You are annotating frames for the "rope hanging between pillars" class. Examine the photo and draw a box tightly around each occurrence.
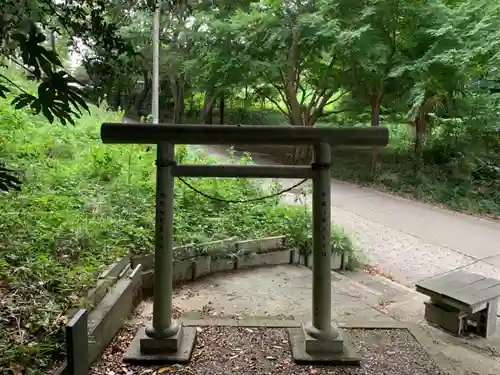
[156,158,309,203]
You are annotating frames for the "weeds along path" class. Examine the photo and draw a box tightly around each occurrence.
[198,145,500,287]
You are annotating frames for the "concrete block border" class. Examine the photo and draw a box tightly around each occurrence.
[135,235,349,290]
[53,260,142,375]
[52,235,350,374]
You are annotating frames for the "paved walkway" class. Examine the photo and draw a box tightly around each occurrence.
[196,145,500,286]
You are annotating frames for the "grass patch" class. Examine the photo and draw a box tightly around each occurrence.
[0,70,356,374]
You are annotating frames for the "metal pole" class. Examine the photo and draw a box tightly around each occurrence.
[145,0,179,340]
[306,143,340,340]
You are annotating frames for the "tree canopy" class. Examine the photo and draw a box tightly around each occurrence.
[2,0,500,176]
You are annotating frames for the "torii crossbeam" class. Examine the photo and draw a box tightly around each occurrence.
[100,123,389,364]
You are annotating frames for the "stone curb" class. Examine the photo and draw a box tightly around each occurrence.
[53,235,351,373]
[140,249,345,290]
[63,257,132,325]
[53,262,142,375]
[132,235,349,273]
[87,264,143,364]
[135,235,348,290]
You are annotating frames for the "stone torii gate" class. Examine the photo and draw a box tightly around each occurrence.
[100,122,389,364]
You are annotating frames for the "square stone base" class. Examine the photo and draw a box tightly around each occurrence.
[123,326,197,364]
[303,325,344,353]
[140,325,184,354]
[288,328,360,365]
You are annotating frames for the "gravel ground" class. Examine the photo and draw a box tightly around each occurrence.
[90,326,447,375]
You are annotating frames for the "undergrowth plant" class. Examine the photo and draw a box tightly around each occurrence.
[328,119,500,218]
[0,76,356,374]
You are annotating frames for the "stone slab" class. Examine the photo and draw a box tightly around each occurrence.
[180,317,301,328]
[193,256,211,279]
[173,243,196,261]
[210,258,235,273]
[131,254,154,271]
[165,265,387,322]
[199,237,237,258]
[87,265,142,364]
[416,270,500,311]
[484,255,500,268]
[173,260,194,285]
[337,270,411,301]
[123,326,197,364]
[99,256,130,279]
[237,250,291,268]
[424,301,467,336]
[303,325,344,353]
[306,253,344,270]
[66,309,89,375]
[288,328,360,365]
[337,320,407,329]
[86,278,113,306]
[141,270,154,290]
[140,325,184,353]
[235,236,286,253]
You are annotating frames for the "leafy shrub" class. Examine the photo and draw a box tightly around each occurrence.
[330,101,500,218]
[224,108,287,125]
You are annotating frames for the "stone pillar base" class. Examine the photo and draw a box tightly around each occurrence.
[123,324,197,363]
[288,324,360,365]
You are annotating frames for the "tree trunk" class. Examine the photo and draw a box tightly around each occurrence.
[171,76,185,124]
[131,72,151,117]
[413,118,426,171]
[289,146,313,165]
[108,85,121,110]
[219,94,225,125]
[369,94,382,171]
[202,90,216,124]
[370,95,382,127]
[187,94,195,117]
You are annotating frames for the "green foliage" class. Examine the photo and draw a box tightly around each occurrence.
[1,0,137,191]
[331,112,500,217]
[1,14,89,125]
[0,71,355,373]
[223,108,287,125]
[74,0,499,215]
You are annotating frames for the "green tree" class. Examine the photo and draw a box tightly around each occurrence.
[214,0,343,129]
[1,0,135,192]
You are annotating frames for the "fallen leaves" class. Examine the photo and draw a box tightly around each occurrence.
[364,264,394,281]
[157,367,175,374]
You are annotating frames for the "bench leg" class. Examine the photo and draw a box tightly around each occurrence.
[424,301,468,336]
[477,300,498,338]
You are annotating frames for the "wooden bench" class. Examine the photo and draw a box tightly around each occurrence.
[416,270,500,338]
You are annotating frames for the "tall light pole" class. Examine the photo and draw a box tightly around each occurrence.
[145,0,179,341]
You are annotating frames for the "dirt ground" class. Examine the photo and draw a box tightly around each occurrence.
[90,322,446,375]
